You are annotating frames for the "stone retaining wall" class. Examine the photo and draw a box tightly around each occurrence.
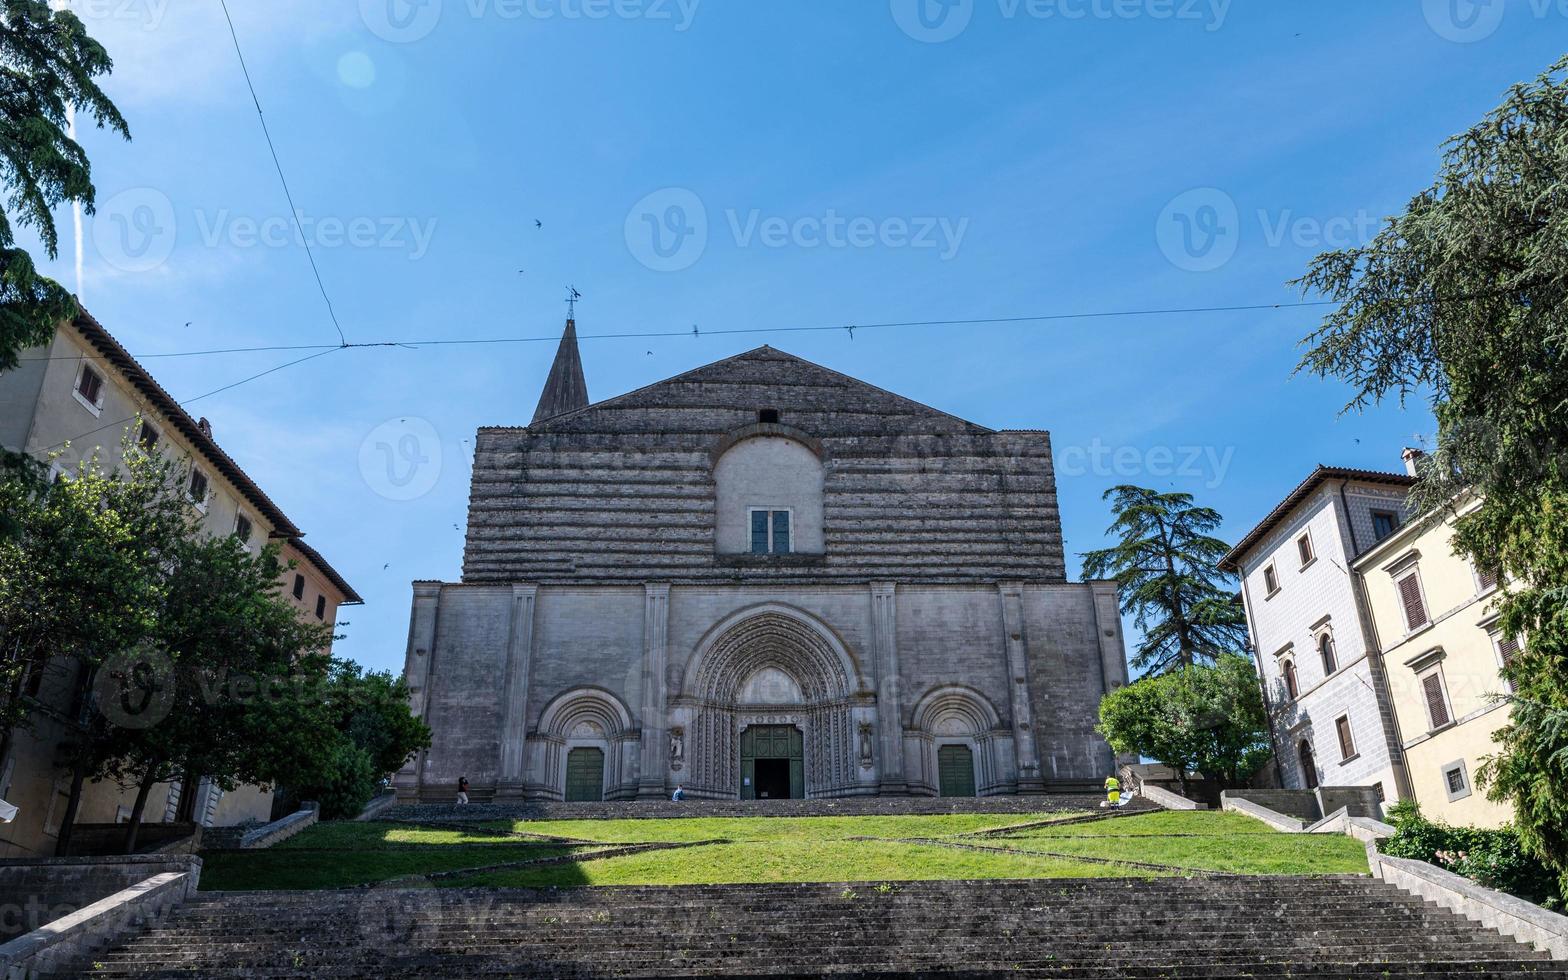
[0,855,200,940]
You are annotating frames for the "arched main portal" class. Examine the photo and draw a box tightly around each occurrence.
[679,605,867,799]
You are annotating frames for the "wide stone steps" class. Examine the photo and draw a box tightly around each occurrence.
[55,877,1565,978]
[382,794,1136,822]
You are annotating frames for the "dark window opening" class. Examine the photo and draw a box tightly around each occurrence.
[750,509,792,555]
[292,574,305,599]
[188,470,208,504]
[758,409,780,424]
[77,365,103,404]
[315,595,327,620]
[137,422,159,451]
[1372,510,1399,541]
[234,515,252,544]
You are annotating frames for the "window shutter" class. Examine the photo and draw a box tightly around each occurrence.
[1398,573,1428,629]
[1478,567,1499,591]
[1423,673,1450,729]
[1498,634,1520,666]
[1319,635,1336,675]
[1335,717,1354,760]
[1283,661,1298,700]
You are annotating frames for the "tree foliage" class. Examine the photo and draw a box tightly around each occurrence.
[1081,485,1249,674]
[1294,55,1568,892]
[1097,653,1271,791]
[0,0,129,371]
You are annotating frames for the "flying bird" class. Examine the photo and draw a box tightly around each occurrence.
[534,219,543,229]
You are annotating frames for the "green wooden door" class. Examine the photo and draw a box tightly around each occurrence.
[740,725,804,799]
[937,745,976,798]
[565,747,605,802]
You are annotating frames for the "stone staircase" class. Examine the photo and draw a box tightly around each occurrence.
[382,793,1137,823]
[57,876,1566,978]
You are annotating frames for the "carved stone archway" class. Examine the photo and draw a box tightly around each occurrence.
[531,687,638,801]
[909,684,1009,797]
[679,605,868,798]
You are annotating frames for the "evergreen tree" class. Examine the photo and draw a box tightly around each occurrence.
[1081,485,1249,675]
[1294,55,1568,892]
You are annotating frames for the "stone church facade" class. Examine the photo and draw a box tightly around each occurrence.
[395,324,1129,802]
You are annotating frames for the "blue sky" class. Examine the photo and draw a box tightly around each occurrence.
[34,0,1564,674]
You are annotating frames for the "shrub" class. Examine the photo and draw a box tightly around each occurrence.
[1381,802,1563,911]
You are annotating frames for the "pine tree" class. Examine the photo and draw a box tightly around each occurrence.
[1080,485,1249,675]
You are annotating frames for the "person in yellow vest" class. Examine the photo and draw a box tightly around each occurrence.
[1103,775,1121,808]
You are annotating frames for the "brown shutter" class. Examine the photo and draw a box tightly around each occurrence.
[1335,717,1355,760]
[1498,635,1521,693]
[1423,673,1450,729]
[1478,567,1499,591]
[1398,573,1428,629]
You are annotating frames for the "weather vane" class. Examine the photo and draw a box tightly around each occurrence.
[566,286,583,320]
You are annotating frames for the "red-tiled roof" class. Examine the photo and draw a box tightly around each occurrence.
[287,537,365,606]
[1219,466,1415,571]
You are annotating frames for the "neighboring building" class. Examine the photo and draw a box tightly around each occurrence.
[1353,492,1515,828]
[1220,459,1418,804]
[397,322,1131,803]
[0,311,361,857]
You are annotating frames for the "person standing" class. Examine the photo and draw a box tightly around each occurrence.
[457,776,470,806]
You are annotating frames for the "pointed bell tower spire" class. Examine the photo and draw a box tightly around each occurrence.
[532,314,590,424]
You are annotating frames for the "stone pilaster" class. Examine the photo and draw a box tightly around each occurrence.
[495,584,538,799]
[871,582,906,793]
[637,583,672,799]
[396,582,443,799]
[999,583,1044,791]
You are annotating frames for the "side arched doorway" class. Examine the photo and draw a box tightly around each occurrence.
[937,744,976,798]
[1298,740,1319,790]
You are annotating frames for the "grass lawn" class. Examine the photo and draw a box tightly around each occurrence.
[199,810,1371,891]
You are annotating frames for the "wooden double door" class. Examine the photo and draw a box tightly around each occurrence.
[938,744,977,798]
[740,725,805,800]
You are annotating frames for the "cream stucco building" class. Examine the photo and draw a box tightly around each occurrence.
[1353,493,1517,828]
[0,312,361,857]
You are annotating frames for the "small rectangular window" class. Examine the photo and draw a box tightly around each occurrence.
[1476,566,1499,592]
[137,421,160,451]
[749,509,792,555]
[1372,510,1398,541]
[1495,632,1521,694]
[1263,563,1279,596]
[1335,715,1356,761]
[315,595,327,620]
[1446,766,1466,795]
[188,470,209,506]
[234,514,253,545]
[292,574,305,600]
[76,364,104,405]
[1296,533,1314,567]
[1397,571,1429,631]
[1373,782,1385,803]
[1422,671,1451,730]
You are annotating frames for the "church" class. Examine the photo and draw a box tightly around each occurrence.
[394,322,1130,802]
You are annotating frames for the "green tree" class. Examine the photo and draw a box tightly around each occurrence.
[1081,485,1249,674]
[0,0,129,371]
[1294,55,1568,893]
[1097,653,1271,794]
[258,660,430,820]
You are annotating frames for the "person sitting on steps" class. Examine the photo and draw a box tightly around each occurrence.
[671,785,685,802]
[457,776,470,806]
